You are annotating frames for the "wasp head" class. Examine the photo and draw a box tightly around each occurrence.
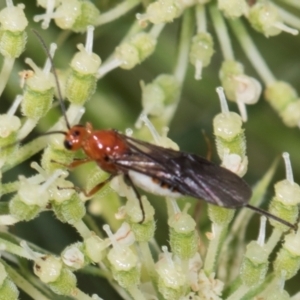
[64,124,91,151]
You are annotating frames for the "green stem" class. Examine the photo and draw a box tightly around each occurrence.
[76,289,97,300]
[274,4,300,29]
[127,285,147,300]
[139,241,156,278]
[2,136,48,173]
[95,0,142,26]
[0,238,35,260]
[1,180,20,195]
[226,284,249,300]
[203,223,228,274]
[228,19,276,85]
[159,8,194,127]
[0,57,14,97]
[264,228,283,255]
[209,4,234,60]
[196,4,207,33]
[1,260,51,300]
[139,241,164,300]
[149,23,165,39]
[72,220,93,239]
[281,0,300,9]
[173,8,193,86]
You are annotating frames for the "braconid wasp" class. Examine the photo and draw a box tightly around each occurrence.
[14,30,297,231]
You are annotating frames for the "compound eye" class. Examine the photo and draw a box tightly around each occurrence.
[73,130,80,137]
[64,140,73,150]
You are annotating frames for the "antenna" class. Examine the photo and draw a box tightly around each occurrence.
[245,204,297,231]
[31,29,71,130]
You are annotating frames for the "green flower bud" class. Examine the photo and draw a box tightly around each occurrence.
[154,74,180,105]
[130,32,157,62]
[190,32,214,67]
[48,268,77,295]
[21,57,56,120]
[274,179,300,206]
[9,194,40,221]
[48,177,75,204]
[115,32,156,70]
[34,255,62,283]
[208,205,235,226]
[62,243,85,270]
[72,1,100,33]
[220,60,244,91]
[240,241,269,287]
[130,219,156,242]
[274,239,300,280]
[219,61,261,121]
[41,145,75,173]
[281,100,300,128]
[156,247,186,299]
[84,235,107,263]
[125,195,155,224]
[51,193,86,225]
[220,61,249,106]
[264,81,300,127]
[265,81,297,112]
[189,32,214,79]
[213,103,248,176]
[0,278,19,300]
[139,0,182,24]
[268,200,298,231]
[85,167,111,197]
[54,0,100,33]
[213,111,243,142]
[108,247,140,289]
[248,2,281,37]
[0,114,20,164]
[34,255,77,295]
[268,177,300,230]
[218,0,248,18]
[139,74,180,119]
[9,169,65,221]
[65,44,101,105]
[0,4,28,58]
[115,42,139,70]
[169,212,198,259]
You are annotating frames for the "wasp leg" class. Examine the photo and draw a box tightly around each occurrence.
[124,174,145,224]
[83,175,115,197]
[58,175,115,198]
[51,158,92,169]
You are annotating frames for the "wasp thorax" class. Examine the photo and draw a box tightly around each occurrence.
[64,125,87,151]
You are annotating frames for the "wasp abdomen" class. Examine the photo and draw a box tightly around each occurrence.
[128,171,182,198]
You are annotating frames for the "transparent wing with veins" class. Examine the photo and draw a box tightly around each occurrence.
[113,133,252,208]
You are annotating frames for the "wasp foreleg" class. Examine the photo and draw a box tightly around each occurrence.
[57,174,115,198]
[51,158,93,169]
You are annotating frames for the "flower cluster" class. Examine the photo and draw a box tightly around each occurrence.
[0,0,300,299]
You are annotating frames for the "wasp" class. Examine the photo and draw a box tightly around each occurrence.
[33,31,295,230]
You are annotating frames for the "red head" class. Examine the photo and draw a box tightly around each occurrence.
[63,123,91,151]
[63,122,129,174]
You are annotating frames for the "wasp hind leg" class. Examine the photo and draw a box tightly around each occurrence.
[124,174,145,224]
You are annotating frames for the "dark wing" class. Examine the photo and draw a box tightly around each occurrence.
[114,133,252,208]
